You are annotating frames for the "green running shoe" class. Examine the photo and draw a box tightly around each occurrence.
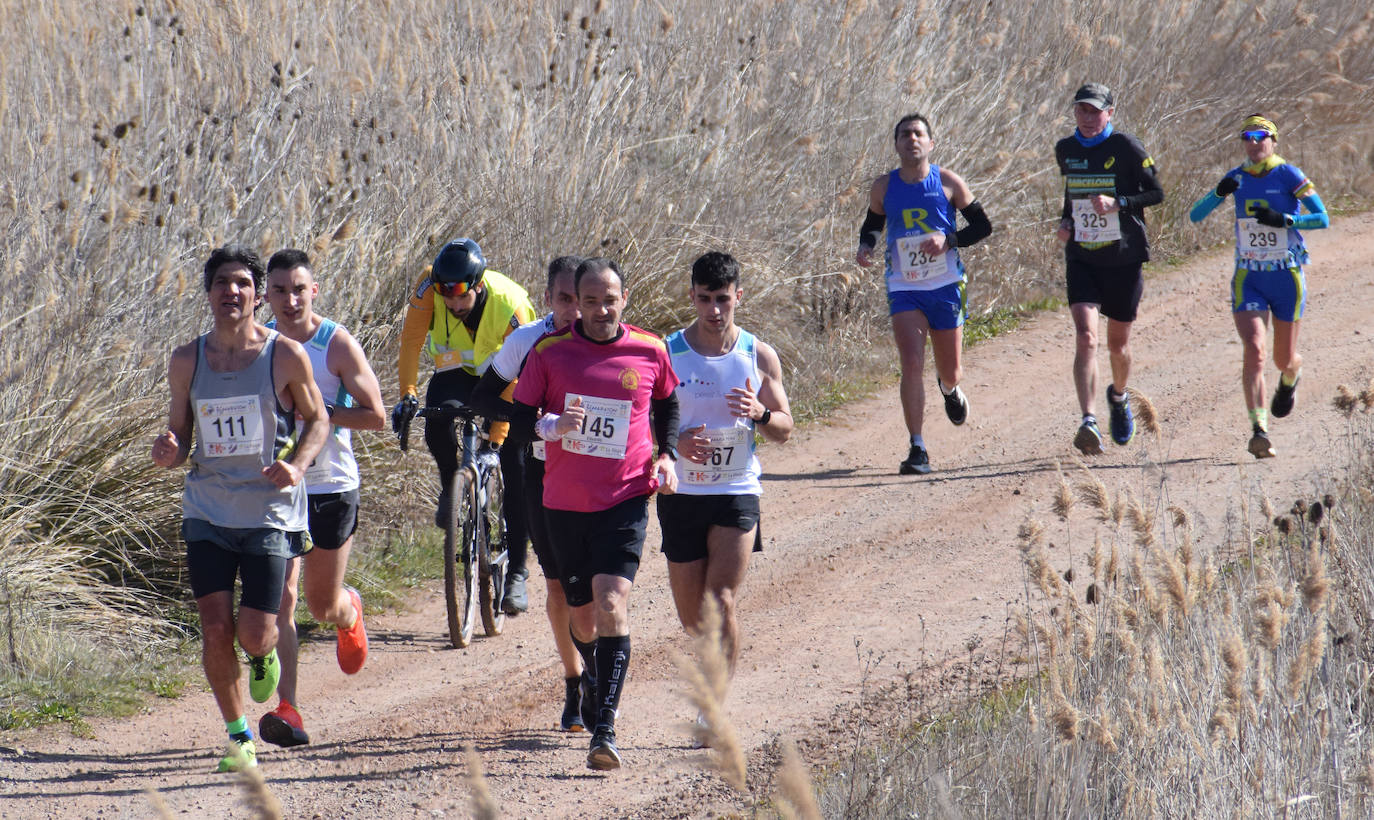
[216,738,257,773]
[248,649,280,704]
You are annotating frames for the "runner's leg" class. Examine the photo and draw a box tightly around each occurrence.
[198,590,244,723]
[1233,311,1268,410]
[929,326,963,390]
[275,557,302,706]
[1070,302,1100,417]
[1271,317,1302,383]
[302,537,354,628]
[1105,318,1133,395]
[702,524,753,676]
[892,310,930,437]
[666,558,707,638]
[546,580,582,677]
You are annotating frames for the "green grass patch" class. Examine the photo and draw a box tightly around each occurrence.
[964,297,1062,346]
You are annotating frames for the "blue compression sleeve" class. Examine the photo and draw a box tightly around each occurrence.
[1293,192,1329,230]
[1189,190,1224,223]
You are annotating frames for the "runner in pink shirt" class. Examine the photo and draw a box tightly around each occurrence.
[512,258,680,771]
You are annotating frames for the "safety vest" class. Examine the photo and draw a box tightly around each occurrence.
[425,269,535,376]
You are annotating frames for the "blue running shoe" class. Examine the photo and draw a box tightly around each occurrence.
[1107,387,1134,446]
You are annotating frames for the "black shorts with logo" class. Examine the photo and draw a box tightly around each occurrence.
[1065,259,1144,323]
[542,495,649,608]
[307,489,360,551]
[656,493,762,563]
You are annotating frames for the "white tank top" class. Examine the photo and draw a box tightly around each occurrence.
[664,328,762,496]
[271,318,360,493]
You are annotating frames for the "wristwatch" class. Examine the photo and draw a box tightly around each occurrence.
[658,446,678,461]
[757,407,772,426]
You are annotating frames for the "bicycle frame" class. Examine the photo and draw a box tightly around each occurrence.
[399,403,509,647]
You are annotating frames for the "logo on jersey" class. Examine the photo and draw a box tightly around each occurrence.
[1104,156,1116,170]
[619,368,641,391]
[1064,158,1089,171]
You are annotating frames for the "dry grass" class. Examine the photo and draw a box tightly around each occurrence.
[3,0,1374,738]
[817,400,1374,817]
[675,594,749,793]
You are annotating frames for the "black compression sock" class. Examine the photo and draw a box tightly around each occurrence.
[595,635,631,729]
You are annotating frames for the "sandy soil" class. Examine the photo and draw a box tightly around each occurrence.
[3,213,1373,819]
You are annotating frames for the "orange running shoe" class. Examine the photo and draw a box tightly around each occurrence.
[337,585,368,674]
[259,701,310,748]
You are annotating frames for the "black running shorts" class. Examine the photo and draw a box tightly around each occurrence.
[1065,259,1144,323]
[656,493,762,563]
[307,489,360,551]
[542,495,649,608]
[183,520,301,613]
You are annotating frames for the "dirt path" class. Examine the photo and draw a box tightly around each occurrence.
[4,214,1374,819]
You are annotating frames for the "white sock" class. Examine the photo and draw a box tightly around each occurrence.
[910,434,925,449]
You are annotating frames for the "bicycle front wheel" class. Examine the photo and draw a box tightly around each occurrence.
[478,464,508,637]
[443,469,479,648]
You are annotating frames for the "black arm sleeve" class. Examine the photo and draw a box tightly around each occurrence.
[507,400,539,447]
[858,208,885,249]
[953,200,992,248]
[470,368,513,421]
[651,390,680,455]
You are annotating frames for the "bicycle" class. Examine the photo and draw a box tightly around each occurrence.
[398,402,508,648]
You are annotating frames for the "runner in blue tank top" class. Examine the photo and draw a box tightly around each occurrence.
[150,245,329,773]
[856,113,992,475]
[1188,113,1329,459]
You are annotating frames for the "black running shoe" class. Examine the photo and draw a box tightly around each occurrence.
[587,726,622,771]
[898,445,931,475]
[1248,425,1276,459]
[1271,375,1299,418]
[561,676,585,733]
[938,378,969,426]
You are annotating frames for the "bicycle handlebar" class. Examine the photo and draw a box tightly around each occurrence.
[397,403,483,453]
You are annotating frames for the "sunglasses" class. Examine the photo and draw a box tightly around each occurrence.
[436,281,473,297]
[1240,130,1272,143]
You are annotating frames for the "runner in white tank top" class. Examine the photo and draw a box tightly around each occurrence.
[259,250,386,747]
[657,252,792,729]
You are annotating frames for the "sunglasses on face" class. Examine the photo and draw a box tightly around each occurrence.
[1240,130,1272,143]
[437,281,473,297]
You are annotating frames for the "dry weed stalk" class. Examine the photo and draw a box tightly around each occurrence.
[674,595,747,793]
[1133,390,1161,435]
[1301,541,1328,613]
[774,739,821,820]
[1075,470,1112,523]
[229,746,283,820]
[1286,617,1327,701]
[144,788,175,820]
[464,744,499,820]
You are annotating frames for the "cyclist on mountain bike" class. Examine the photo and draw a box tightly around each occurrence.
[393,238,537,611]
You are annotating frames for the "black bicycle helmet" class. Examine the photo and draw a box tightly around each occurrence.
[430,238,487,289]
